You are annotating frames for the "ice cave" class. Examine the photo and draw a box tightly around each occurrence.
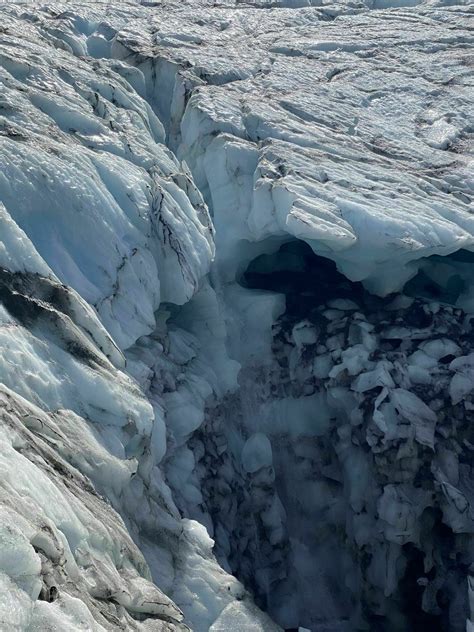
[0,0,472,631]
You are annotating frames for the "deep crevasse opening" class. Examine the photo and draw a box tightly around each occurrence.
[112,23,474,629]
[173,240,474,630]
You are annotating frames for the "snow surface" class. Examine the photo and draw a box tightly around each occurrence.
[0,0,473,630]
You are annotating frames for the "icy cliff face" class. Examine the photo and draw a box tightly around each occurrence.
[0,4,279,631]
[0,0,473,630]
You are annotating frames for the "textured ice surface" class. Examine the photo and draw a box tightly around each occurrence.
[0,0,473,631]
[0,10,214,350]
[0,4,281,630]
[2,0,471,294]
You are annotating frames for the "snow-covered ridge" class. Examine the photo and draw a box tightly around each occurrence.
[0,0,473,630]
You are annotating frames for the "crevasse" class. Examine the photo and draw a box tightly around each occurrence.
[0,1,473,631]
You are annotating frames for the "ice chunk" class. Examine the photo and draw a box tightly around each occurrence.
[449,353,474,404]
[352,363,395,393]
[242,433,273,474]
[292,321,319,348]
[390,389,437,449]
[420,339,461,361]
[209,600,281,632]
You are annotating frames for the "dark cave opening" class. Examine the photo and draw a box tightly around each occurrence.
[240,240,367,316]
[241,243,474,316]
[404,249,474,306]
[397,543,444,632]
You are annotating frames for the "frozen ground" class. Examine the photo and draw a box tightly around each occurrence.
[0,0,473,630]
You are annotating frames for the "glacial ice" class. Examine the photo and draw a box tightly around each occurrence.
[0,0,473,631]
[0,4,281,630]
[241,434,273,474]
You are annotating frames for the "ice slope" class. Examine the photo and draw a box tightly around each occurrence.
[0,16,214,349]
[0,0,473,631]
[0,6,281,632]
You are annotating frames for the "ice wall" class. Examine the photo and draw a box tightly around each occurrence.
[0,5,281,631]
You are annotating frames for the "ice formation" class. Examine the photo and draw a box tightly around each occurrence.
[0,0,472,630]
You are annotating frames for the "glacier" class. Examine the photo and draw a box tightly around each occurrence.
[0,0,473,631]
